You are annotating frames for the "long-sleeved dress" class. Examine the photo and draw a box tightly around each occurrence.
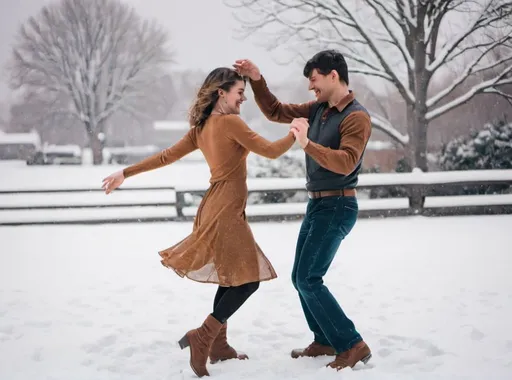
[122,114,295,286]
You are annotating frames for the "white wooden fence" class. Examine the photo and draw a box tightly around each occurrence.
[1,170,511,225]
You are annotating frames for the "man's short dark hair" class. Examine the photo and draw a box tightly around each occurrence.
[303,50,349,85]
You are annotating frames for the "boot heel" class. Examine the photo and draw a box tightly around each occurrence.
[178,334,190,350]
[360,353,372,365]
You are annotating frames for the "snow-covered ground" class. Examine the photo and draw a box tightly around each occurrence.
[1,215,511,380]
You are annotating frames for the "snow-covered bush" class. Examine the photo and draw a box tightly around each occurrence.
[439,119,512,170]
[437,119,512,194]
[247,149,307,204]
[247,149,306,178]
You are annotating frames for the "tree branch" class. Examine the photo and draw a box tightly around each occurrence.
[349,68,394,81]
[426,40,512,108]
[482,87,512,107]
[365,0,415,72]
[427,0,512,73]
[370,112,409,145]
[227,0,416,104]
[426,65,512,120]
[333,0,416,104]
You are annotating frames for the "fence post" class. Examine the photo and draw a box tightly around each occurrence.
[175,191,185,219]
[408,184,425,214]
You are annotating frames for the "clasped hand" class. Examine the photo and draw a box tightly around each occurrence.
[290,118,309,148]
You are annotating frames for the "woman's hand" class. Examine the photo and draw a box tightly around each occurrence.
[102,170,125,194]
[290,118,310,149]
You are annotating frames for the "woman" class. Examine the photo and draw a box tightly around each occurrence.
[102,68,296,377]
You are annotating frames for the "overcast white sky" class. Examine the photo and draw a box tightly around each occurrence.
[0,0,303,102]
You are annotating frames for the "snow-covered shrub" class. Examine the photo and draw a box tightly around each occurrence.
[246,149,307,204]
[439,119,512,170]
[437,119,512,194]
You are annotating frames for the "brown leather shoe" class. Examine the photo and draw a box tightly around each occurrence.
[291,341,336,359]
[209,322,249,364]
[178,314,223,377]
[327,341,372,371]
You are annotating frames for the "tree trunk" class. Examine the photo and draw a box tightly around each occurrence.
[405,103,429,172]
[412,113,428,172]
[410,4,430,173]
[406,103,429,172]
[85,121,104,165]
[405,104,416,171]
[407,112,428,211]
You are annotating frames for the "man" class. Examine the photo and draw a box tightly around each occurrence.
[233,50,372,371]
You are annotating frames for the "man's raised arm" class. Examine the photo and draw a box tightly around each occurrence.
[234,59,313,124]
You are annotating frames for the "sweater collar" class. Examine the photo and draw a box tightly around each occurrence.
[332,90,355,112]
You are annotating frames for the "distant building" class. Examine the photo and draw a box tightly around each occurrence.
[0,129,41,160]
[153,120,189,131]
[152,120,189,148]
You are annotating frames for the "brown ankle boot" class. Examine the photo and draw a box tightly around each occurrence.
[327,341,372,371]
[291,341,336,358]
[209,322,249,364]
[178,314,223,377]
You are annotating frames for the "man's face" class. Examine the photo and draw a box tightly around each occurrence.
[308,69,334,103]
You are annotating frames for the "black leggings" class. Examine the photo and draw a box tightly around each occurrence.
[211,281,260,324]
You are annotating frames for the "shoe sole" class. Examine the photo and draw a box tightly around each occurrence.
[360,353,372,365]
[291,352,336,359]
[210,353,249,364]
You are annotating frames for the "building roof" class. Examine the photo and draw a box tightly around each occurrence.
[153,120,189,131]
[0,130,41,147]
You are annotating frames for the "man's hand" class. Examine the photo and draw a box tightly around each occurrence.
[290,118,309,148]
[233,59,261,81]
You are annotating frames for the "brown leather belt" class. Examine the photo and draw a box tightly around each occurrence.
[308,188,357,199]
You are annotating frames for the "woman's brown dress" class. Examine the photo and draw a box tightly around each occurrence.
[123,114,295,286]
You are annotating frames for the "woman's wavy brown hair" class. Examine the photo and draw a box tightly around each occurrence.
[188,67,246,129]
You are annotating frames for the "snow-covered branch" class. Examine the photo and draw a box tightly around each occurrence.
[398,0,418,28]
[332,0,415,104]
[365,0,415,71]
[482,87,512,107]
[349,68,394,81]
[227,0,416,104]
[427,0,512,73]
[426,42,512,108]
[369,112,410,145]
[426,65,512,121]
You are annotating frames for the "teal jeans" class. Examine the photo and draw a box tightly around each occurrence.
[291,195,362,353]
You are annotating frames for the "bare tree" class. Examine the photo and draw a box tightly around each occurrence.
[226,0,512,170]
[8,0,172,164]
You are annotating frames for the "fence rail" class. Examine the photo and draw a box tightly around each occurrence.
[1,170,511,226]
